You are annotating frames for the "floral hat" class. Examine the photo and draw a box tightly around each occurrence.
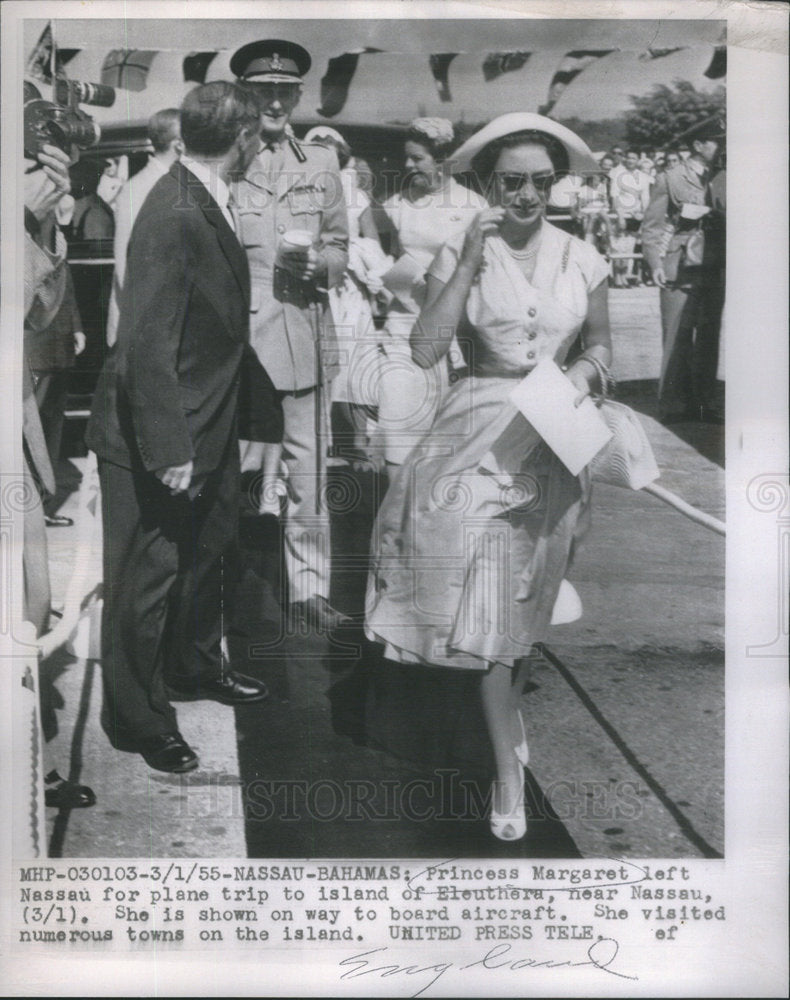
[409,117,455,147]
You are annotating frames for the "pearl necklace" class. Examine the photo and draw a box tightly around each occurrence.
[505,239,541,260]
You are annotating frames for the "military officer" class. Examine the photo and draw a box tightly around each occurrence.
[231,39,350,632]
[641,115,725,424]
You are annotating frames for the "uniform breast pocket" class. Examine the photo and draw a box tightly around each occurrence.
[287,188,322,219]
[238,210,264,248]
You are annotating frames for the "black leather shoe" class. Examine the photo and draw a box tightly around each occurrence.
[44,514,74,527]
[167,670,268,706]
[290,595,352,633]
[44,771,96,809]
[137,733,199,773]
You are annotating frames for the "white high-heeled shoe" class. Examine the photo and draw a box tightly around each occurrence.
[490,779,527,841]
[490,709,529,840]
[515,707,529,767]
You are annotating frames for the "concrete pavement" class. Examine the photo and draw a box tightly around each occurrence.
[40,287,724,858]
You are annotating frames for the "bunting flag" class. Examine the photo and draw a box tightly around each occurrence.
[101,50,159,92]
[641,47,684,60]
[25,22,81,86]
[429,53,458,102]
[482,51,531,83]
[183,51,218,84]
[541,49,614,113]
[25,21,55,81]
[704,45,727,79]
[318,47,383,117]
[58,49,81,70]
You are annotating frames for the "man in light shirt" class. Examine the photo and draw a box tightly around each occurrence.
[610,149,653,228]
[106,108,183,346]
[609,149,653,285]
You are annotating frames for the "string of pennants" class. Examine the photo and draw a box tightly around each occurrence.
[27,26,727,119]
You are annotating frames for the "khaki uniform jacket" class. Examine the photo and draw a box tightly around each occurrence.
[641,160,709,283]
[232,139,349,391]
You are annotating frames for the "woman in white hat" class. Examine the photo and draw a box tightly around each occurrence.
[375,118,489,468]
[365,114,613,843]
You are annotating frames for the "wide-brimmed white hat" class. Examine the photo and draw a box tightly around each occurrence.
[450,113,600,175]
[303,126,349,150]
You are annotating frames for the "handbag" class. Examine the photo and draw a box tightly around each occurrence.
[589,400,660,490]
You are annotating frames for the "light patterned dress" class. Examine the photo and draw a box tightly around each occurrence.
[365,221,609,669]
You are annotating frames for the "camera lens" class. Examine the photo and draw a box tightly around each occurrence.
[48,109,101,151]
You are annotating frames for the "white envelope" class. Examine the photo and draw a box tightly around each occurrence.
[381,252,427,296]
[680,202,711,220]
[509,358,613,475]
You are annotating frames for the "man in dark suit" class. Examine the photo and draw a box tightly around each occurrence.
[86,81,268,773]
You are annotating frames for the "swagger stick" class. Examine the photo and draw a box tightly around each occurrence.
[309,300,330,515]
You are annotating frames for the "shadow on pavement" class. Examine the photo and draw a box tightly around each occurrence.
[229,469,580,858]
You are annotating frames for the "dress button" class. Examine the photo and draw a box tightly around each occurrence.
[527,350,536,360]
[277,224,286,234]
[527,331,537,340]
[527,307,537,318]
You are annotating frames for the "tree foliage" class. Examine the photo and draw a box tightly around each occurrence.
[553,117,627,154]
[625,81,725,149]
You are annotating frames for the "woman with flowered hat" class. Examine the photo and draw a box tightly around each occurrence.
[374,118,488,469]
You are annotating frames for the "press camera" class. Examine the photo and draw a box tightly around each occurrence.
[24,75,115,163]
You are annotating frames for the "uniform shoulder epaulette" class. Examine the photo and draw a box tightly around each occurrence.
[287,136,307,163]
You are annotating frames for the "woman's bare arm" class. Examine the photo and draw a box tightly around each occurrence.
[410,207,505,369]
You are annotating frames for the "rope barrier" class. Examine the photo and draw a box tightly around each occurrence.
[643,481,726,536]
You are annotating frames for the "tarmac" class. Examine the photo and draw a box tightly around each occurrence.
[41,287,725,859]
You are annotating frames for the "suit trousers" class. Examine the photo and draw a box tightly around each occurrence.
[280,387,331,602]
[98,449,239,747]
[658,275,722,419]
[33,370,70,516]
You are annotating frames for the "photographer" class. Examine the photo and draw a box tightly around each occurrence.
[23,140,96,809]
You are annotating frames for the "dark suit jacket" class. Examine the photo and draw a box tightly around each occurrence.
[86,161,253,487]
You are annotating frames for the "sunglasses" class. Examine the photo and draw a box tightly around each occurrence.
[495,171,556,194]
[248,82,301,100]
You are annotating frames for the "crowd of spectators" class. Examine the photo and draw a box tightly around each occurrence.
[549,142,693,286]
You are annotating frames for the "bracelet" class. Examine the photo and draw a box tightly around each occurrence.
[583,354,616,400]
[564,354,615,400]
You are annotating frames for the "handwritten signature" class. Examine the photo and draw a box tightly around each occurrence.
[339,939,637,997]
